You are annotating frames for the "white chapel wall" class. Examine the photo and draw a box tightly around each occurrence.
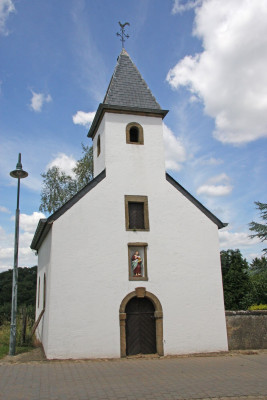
[35,229,52,353]
[93,118,105,177]
[40,112,228,358]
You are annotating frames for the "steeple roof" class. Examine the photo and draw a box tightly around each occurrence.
[88,50,168,138]
[103,49,161,110]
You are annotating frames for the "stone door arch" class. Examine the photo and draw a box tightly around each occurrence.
[119,287,163,357]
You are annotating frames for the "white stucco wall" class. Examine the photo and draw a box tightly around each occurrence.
[35,229,52,354]
[37,112,228,359]
[93,118,105,177]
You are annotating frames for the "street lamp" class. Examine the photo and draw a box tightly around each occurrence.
[9,153,28,356]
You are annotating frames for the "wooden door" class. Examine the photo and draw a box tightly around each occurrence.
[126,297,156,356]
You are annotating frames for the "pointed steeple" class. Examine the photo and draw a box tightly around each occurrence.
[88,50,168,138]
[103,49,161,110]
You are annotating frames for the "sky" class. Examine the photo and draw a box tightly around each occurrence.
[0,0,266,272]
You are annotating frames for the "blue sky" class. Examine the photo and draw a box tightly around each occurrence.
[0,0,266,272]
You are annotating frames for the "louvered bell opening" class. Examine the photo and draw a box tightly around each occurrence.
[129,202,145,229]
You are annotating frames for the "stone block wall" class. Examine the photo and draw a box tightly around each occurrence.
[226,310,267,350]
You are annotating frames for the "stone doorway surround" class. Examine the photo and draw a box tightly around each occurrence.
[119,287,163,357]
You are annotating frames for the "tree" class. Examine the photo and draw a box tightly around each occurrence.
[248,256,267,305]
[39,166,77,214]
[39,144,93,214]
[73,144,93,189]
[220,249,251,310]
[249,256,267,275]
[0,266,37,307]
[0,266,37,324]
[249,202,267,254]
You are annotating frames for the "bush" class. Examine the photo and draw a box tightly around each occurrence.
[248,304,267,310]
[0,303,11,325]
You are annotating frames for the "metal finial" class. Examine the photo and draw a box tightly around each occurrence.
[116,21,130,49]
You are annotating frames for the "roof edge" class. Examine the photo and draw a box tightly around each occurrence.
[30,219,48,250]
[30,169,106,250]
[88,104,169,139]
[166,172,227,229]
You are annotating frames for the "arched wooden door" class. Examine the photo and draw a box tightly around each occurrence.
[126,297,156,356]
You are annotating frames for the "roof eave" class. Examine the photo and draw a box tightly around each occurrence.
[30,218,49,250]
[88,103,169,139]
[30,169,107,250]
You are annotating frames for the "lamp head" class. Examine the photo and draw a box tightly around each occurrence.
[10,153,28,179]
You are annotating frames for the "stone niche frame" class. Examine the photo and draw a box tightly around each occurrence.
[126,122,144,145]
[128,242,148,281]
[119,287,164,357]
[124,195,150,231]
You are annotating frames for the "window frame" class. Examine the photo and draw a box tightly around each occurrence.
[97,135,101,157]
[43,273,46,310]
[128,242,148,281]
[125,195,149,231]
[37,276,40,308]
[126,122,144,145]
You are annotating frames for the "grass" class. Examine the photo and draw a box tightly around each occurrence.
[0,322,34,359]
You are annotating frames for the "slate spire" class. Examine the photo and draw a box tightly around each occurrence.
[88,50,168,138]
[103,49,161,110]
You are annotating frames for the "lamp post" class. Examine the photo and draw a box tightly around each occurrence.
[9,153,28,356]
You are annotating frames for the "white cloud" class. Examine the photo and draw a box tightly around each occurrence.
[219,229,260,249]
[203,157,223,166]
[197,173,232,197]
[13,212,45,234]
[30,90,52,112]
[172,0,201,14]
[22,175,43,192]
[0,211,44,271]
[72,110,96,128]
[0,0,15,35]
[47,153,76,177]
[0,205,11,213]
[167,0,267,144]
[208,173,229,185]
[163,122,187,171]
[197,184,232,197]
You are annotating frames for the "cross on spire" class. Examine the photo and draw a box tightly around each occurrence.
[116,21,130,49]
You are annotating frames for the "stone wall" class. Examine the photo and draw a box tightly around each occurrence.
[226,310,267,350]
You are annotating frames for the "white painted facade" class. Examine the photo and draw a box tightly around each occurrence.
[35,110,228,359]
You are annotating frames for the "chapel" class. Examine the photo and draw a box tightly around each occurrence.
[31,49,228,359]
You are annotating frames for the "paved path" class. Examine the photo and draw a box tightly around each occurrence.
[0,352,267,400]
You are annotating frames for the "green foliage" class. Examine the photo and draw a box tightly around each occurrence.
[248,304,267,310]
[0,308,35,359]
[39,144,93,214]
[249,256,267,274]
[221,251,267,310]
[0,266,37,324]
[0,266,37,307]
[0,265,36,357]
[249,201,267,254]
[39,166,77,214]
[0,303,11,325]
[221,249,251,310]
[73,144,94,189]
[248,256,267,305]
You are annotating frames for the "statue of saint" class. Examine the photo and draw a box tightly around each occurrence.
[131,251,143,276]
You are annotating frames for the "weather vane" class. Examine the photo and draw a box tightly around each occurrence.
[116,21,130,49]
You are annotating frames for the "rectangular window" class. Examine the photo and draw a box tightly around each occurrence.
[125,195,149,231]
[128,202,145,229]
[128,243,148,281]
